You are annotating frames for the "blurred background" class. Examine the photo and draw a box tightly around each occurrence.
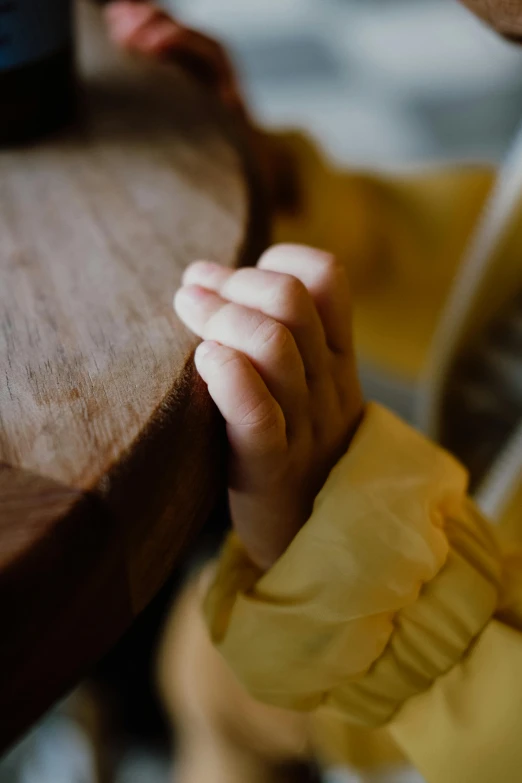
[2,0,522,781]
[175,0,522,166]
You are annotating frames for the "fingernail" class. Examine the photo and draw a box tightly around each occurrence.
[182,260,220,285]
[173,289,195,324]
[174,285,205,311]
[195,341,218,364]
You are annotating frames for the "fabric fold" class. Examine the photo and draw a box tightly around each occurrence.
[205,404,499,720]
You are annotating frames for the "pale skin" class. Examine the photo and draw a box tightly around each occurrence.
[174,245,364,570]
[101,7,522,778]
[105,0,522,570]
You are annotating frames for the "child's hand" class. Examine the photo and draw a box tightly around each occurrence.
[174,245,364,570]
[104,1,247,119]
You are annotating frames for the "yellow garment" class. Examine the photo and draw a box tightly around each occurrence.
[205,405,522,782]
[500,482,522,548]
[270,131,494,381]
[202,132,521,779]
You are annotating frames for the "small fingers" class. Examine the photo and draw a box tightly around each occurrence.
[257,245,362,423]
[183,261,328,380]
[104,2,163,49]
[182,261,233,290]
[174,285,307,431]
[258,244,354,356]
[195,341,287,458]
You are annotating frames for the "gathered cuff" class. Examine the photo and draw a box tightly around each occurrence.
[205,404,501,721]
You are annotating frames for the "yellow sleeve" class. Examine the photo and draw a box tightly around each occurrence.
[268,131,495,379]
[204,403,522,783]
[390,617,522,782]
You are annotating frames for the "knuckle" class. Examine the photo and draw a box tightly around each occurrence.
[215,348,245,374]
[237,396,284,437]
[259,243,342,277]
[317,251,343,279]
[272,275,309,317]
[205,301,233,333]
[253,318,292,358]
[203,346,244,382]
[257,244,289,270]
[280,274,308,304]
[319,254,351,299]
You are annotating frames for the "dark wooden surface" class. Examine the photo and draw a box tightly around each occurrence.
[0,1,267,751]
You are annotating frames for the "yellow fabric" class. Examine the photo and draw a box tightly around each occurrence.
[311,716,404,771]
[391,621,522,783]
[270,132,494,380]
[205,404,521,782]
[498,482,522,550]
[203,132,521,779]
[329,500,500,728]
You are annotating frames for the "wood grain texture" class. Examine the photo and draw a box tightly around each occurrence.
[0,0,268,750]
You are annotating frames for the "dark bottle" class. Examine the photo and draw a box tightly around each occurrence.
[0,0,76,145]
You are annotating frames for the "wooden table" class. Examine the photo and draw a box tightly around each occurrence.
[0,2,267,751]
